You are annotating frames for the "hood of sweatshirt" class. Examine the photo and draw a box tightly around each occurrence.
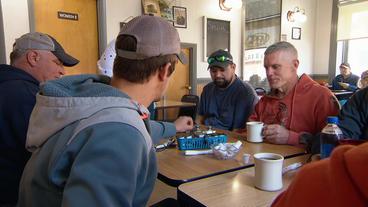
[26,74,149,151]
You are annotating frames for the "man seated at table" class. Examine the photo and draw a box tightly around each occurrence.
[17,15,191,206]
[331,62,359,91]
[338,86,368,140]
[198,49,258,131]
[271,142,368,207]
[249,41,340,147]
[97,38,191,124]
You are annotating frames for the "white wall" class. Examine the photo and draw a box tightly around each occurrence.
[1,0,332,77]
[313,0,333,75]
[1,0,29,64]
[105,0,243,78]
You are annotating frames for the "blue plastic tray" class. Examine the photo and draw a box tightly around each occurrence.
[177,134,228,150]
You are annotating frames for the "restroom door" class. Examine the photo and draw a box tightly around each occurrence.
[33,0,99,75]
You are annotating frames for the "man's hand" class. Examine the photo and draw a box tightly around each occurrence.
[338,82,349,89]
[174,116,194,132]
[262,124,289,144]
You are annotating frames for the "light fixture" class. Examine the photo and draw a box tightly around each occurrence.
[287,7,307,22]
[219,0,242,11]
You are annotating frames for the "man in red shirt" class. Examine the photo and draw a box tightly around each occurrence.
[249,41,340,146]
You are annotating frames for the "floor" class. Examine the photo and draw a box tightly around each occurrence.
[146,179,177,206]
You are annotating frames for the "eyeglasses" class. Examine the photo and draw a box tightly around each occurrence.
[207,55,233,64]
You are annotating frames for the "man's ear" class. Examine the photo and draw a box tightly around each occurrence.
[158,62,171,81]
[293,59,299,70]
[26,50,40,67]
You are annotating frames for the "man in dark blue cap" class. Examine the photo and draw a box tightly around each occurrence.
[0,32,79,206]
[198,49,258,131]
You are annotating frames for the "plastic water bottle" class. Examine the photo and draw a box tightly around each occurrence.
[320,116,343,159]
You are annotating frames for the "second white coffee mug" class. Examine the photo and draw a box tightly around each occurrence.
[254,152,284,191]
[246,121,264,143]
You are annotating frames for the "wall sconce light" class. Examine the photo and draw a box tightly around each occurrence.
[219,0,242,11]
[287,7,307,22]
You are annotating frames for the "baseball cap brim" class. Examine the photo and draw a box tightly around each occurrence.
[52,50,79,67]
[208,61,231,69]
[48,35,79,67]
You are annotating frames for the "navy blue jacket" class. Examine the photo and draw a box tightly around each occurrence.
[332,74,359,91]
[199,77,258,130]
[338,87,368,140]
[0,64,39,204]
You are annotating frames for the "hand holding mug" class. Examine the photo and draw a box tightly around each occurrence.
[262,124,289,144]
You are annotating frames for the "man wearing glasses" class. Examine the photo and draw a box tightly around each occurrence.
[198,49,258,131]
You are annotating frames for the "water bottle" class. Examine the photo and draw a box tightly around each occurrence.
[320,116,343,159]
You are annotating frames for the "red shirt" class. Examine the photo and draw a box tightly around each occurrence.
[249,74,340,146]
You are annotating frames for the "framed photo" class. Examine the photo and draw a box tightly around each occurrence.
[142,0,161,17]
[291,27,301,40]
[203,16,230,61]
[173,6,187,28]
[158,0,173,22]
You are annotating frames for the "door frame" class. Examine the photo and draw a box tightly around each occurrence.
[181,42,197,95]
[27,0,107,56]
[0,1,6,64]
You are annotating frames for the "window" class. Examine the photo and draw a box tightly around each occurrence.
[243,0,282,90]
[335,0,368,78]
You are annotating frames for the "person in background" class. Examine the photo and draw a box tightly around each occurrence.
[18,15,191,206]
[331,62,359,91]
[357,70,368,89]
[97,39,193,133]
[249,41,340,147]
[337,86,368,140]
[0,32,79,206]
[198,49,258,131]
[271,142,368,207]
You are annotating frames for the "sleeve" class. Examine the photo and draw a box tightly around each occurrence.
[232,87,259,130]
[61,123,152,207]
[149,120,176,144]
[347,84,358,91]
[198,88,206,116]
[5,81,38,153]
[248,101,261,121]
[338,89,368,139]
[331,77,340,90]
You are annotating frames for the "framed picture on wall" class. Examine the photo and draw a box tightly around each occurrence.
[203,16,230,61]
[142,0,161,16]
[292,27,301,40]
[173,6,187,28]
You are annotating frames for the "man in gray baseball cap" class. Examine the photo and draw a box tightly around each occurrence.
[0,32,78,206]
[18,15,192,207]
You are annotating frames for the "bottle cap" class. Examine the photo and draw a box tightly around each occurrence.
[327,116,338,124]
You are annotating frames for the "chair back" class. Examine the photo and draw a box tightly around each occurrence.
[178,94,199,121]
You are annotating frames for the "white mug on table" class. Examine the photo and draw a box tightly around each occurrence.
[246,121,264,143]
[254,152,284,191]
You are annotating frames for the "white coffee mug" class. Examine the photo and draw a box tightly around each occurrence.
[254,153,284,191]
[246,121,264,143]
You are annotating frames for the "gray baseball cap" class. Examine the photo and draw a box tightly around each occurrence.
[13,32,79,67]
[116,15,187,64]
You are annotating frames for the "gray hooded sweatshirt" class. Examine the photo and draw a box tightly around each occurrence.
[17,75,175,207]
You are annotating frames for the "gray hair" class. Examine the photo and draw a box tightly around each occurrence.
[10,49,27,65]
[264,41,298,58]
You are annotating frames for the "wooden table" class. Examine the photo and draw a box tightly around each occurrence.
[155,100,196,109]
[156,130,306,187]
[331,90,354,100]
[177,154,310,207]
[155,100,196,120]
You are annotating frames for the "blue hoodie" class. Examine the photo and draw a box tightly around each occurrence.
[18,74,175,207]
